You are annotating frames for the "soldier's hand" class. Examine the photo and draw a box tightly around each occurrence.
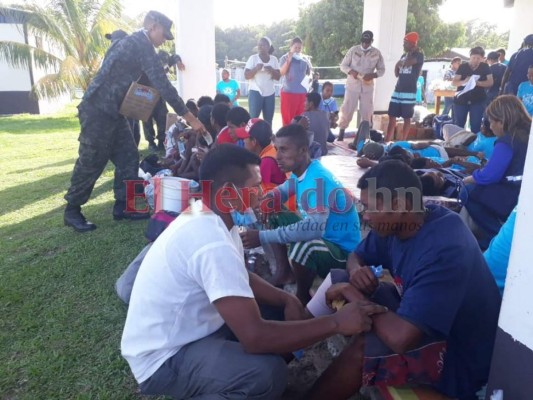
[332,301,388,336]
[189,118,206,135]
[177,62,186,71]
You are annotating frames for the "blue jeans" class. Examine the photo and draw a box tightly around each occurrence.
[248,90,275,127]
[442,97,454,117]
[453,101,484,133]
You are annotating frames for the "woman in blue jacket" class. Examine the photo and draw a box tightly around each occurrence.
[460,95,531,249]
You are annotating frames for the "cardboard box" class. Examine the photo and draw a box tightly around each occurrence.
[372,114,389,132]
[394,122,418,140]
[119,82,160,122]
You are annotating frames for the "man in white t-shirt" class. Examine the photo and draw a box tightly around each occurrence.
[121,144,387,399]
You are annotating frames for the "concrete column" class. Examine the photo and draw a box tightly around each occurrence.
[506,0,533,55]
[363,0,408,113]
[174,0,216,101]
[487,122,533,398]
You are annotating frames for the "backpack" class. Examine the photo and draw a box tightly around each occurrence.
[432,115,453,140]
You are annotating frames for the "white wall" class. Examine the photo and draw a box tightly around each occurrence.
[0,24,31,91]
[498,121,533,350]
[363,0,409,113]
[507,0,533,55]
[174,0,216,102]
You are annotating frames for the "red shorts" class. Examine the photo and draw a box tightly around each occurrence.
[280,91,306,126]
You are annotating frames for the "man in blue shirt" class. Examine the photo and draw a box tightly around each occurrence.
[305,160,501,400]
[240,124,361,303]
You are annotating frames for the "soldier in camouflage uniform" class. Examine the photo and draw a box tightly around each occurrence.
[64,10,205,232]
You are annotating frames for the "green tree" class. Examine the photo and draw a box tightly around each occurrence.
[296,0,364,78]
[459,19,509,50]
[406,0,465,57]
[0,0,125,100]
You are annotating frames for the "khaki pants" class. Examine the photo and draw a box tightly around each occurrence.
[338,82,374,129]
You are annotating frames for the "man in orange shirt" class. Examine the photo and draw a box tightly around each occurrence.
[240,119,286,193]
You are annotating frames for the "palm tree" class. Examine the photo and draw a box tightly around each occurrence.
[0,0,125,100]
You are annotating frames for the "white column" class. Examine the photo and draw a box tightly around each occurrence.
[174,0,216,101]
[488,121,533,397]
[507,0,533,55]
[363,0,408,113]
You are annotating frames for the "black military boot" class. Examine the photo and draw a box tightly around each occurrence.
[157,141,165,152]
[112,200,150,221]
[336,129,345,141]
[64,204,97,232]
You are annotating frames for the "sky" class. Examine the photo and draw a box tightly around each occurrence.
[121,0,513,31]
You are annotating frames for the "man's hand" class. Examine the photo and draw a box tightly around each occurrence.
[356,158,376,168]
[332,301,388,335]
[362,73,375,81]
[177,61,186,71]
[325,283,366,308]
[284,295,308,321]
[240,229,261,248]
[349,266,379,295]
[349,70,359,80]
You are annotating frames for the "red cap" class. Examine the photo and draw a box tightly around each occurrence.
[404,32,419,45]
[234,118,263,139]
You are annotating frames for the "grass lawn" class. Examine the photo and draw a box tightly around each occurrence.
[0,101,150,399]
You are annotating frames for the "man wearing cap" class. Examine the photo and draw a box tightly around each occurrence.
[337,31,385,142]
[501,34,533,95]
[386,32,424,142]
[241,119,286,193]
[63,10,206,233]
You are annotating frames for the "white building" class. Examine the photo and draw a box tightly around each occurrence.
[0,15,69,115]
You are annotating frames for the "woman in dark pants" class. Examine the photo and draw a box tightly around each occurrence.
[452,47,493,134]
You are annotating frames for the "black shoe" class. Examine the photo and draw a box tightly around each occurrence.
[112,201,150,221]
[148,143,158,153]
[64,205,97,232]
[157,142,165,152]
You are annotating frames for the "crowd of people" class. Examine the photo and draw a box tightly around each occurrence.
[61,9,533,400]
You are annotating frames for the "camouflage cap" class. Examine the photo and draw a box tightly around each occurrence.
[145,10,174,40]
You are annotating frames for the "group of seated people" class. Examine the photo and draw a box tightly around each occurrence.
[120,92,530,399]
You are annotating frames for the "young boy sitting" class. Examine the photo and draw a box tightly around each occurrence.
[216,106,251,146]
[303,92,331,155]
[305,160,501,400]
[240,118,286,193]
[240,124,361,302]
[319,81,339,142]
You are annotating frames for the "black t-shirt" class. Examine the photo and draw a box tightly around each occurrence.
[394,50,424,93]
[454,62,491,105]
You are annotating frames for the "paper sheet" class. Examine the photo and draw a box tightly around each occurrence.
[301,74,312,91]
[455,75,480,97]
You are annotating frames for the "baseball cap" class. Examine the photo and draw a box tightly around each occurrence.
[361,31,373,42]
[524,34,533,46]
[235,118,271,140]
[145,10,174,40]
[360,142,385,160]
